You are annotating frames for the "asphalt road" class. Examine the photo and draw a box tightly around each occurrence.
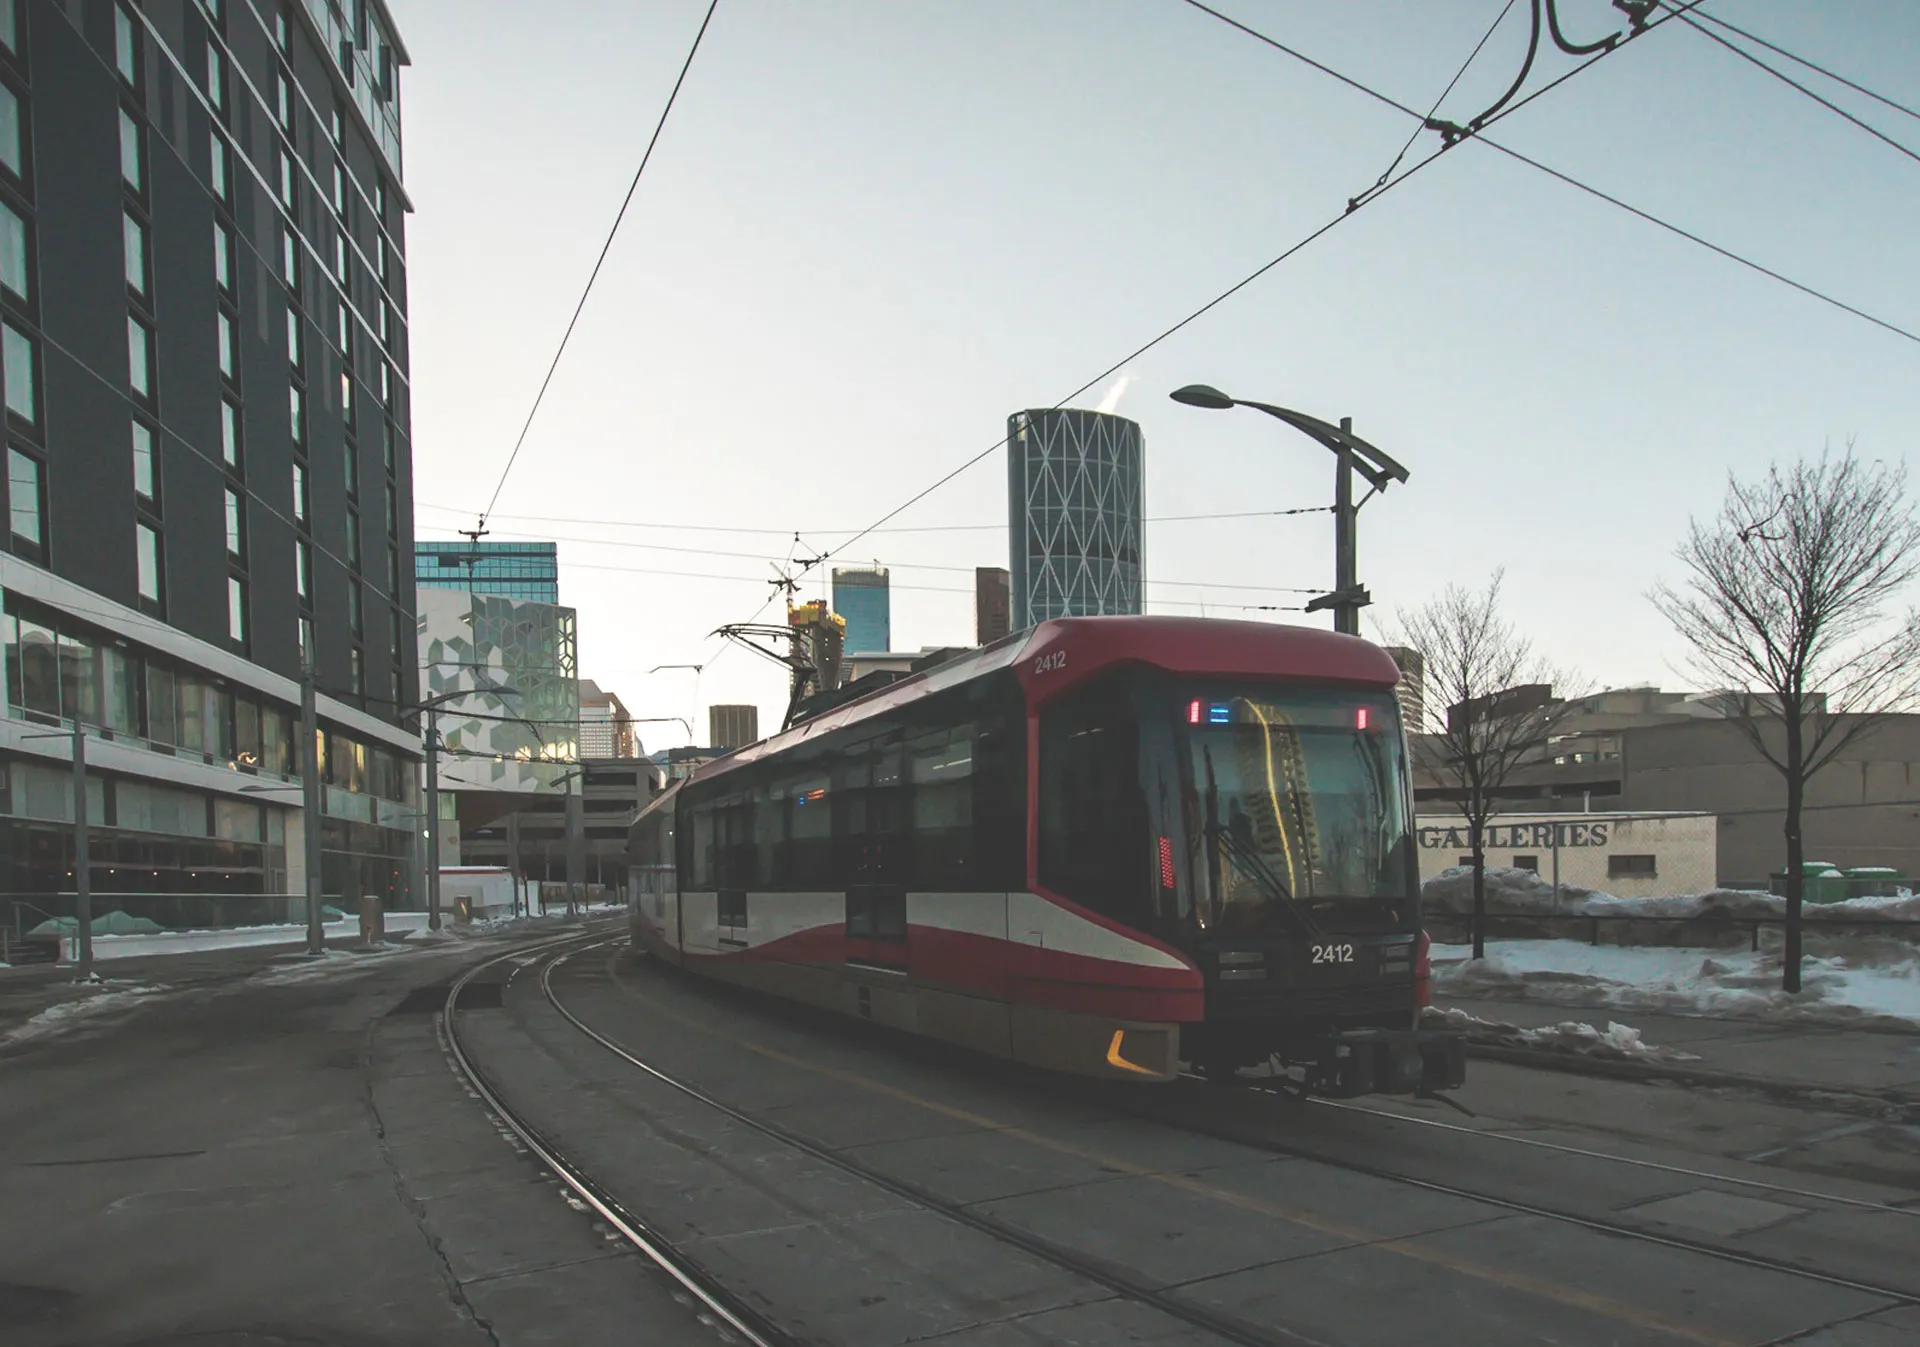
[2,927,1916,1346]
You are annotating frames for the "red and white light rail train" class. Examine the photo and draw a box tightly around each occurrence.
[627,616,1463,1096]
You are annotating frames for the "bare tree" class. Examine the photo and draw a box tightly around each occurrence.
[1652,449,1920,992]
[1393,572,1581,959]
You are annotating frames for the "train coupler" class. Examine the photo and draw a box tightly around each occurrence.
[1310,1029,1465,1098]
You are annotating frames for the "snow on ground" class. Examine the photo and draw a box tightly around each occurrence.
[1421,866,1920,925]
[2,983,167,1046]
[1434,938,1920,1029]
[1422,1006,1703,1063]
[24,912,437,964]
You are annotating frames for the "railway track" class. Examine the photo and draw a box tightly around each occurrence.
[447,935,1918,1347]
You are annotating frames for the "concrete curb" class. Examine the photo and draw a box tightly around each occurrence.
[1461,1041,1920,1122]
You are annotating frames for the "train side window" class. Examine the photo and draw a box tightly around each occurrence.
[785,773,832,887]
[910,721,973,890]
[715,795,759,888]
[1039,677,1151,924]
[971,674,1028,891]
[837,733,907,886]
[688,806,716,890]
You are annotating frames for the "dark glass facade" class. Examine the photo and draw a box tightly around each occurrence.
[415,540,559,604]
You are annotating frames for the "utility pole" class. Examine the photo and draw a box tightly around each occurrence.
[425,706,442,930]
[301,660,325,956]
[506,810,522,917]
[565,773,584,915]
[72,723,93,979]
[1332,416,1359,636]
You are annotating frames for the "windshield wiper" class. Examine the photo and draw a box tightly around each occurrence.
[1203,822,1325,942]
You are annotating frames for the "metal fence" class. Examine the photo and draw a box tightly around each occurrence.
[1423,909,1920,952]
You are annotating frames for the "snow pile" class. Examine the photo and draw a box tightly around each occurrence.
[1420,867,1920,950]
[1433,939,1920,1029]
[249,946,403,985]
[1423,1006,1702,1063]
[2,983,166,1046]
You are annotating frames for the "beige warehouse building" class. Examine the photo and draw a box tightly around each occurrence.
[1415,812,1719,898]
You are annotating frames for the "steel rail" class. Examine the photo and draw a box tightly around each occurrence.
[441,933,793,1347]
[1300,1092,1920,1219]
[538,942,1329,1347]
[1149,1075,1920,1306]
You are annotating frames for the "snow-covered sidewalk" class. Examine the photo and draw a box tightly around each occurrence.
[1434,938,1920,1030]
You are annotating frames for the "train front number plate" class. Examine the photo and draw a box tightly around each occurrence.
[1309,942,1356,965]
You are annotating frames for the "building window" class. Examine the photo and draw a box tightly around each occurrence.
[220,397,240,468]
[345,509,360,569]
[331,232,347,284]
[281,227,300,292]
[0,0,15,53]
[347,581,362,637]
[131,420,156,502]
[384,481,397,538]
[205,44,225,115]
[275,69,293,131]
[224,487,243,559]
[331,160,346,215]
[278,148,296,211]
[114,5,141,87]
[378,361,392,406]
[213,222,232,293]
[382,418,395,474]
[335,303,349,352]
[126,316,153,399]
[227,575,247,645]
[295,538,310,600]
[299,615,313,668]
[349,646,365,701]
[123,212,147,297]
[286,309,303,372]
[7,445,42,559]
[119,109,144,192]
[375,235,388,287]
[289,383,305,446]
[215,311,234,380]
[386,543,399,594]
[1608,854,1658,879]
[273,6,290,52]
[291,460,306,524]
[343,437,357,498]
[0,199,26,302]
[340,372,354,430]
[0,84,20,179]
[209,131,229,203]
[135,521,162,604]
[3,320,33,421]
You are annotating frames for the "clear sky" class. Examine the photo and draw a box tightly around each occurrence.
[394,0,1920,747]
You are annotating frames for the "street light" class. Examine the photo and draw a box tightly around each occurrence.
[648,664,704,743]
[1169,384,1409,636]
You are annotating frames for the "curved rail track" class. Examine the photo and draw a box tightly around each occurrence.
[444,934,1919,1347]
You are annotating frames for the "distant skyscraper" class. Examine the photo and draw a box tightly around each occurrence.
[976,568,1011,645]
[1008,410,1144,630]
[578,680,637,758]
[709,704,760,749]
[1382,646,1427,732]
[416,541,559,604]
[832,566,890,654]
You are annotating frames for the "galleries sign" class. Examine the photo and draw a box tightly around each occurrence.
[1416,821,1612,850]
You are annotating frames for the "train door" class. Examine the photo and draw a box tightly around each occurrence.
[840,733,909,972]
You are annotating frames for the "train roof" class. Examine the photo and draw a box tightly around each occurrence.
[683,616,1400,793]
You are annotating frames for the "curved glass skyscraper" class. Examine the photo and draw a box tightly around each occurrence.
[1008,409,1144,630]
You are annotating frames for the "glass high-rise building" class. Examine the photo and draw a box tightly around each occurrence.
[832,565,890,654]
[0,1,422,908]
[416,541,558,604]
[1007,409,1143,630]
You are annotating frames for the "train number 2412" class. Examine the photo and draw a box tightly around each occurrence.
[1310,942,1356,964]
[1033,651,1068,674]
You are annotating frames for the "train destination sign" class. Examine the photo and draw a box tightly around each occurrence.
[1416,821,1612,850]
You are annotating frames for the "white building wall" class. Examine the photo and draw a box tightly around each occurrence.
[1416,812,1719,897]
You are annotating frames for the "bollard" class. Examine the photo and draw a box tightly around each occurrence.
[359,895,384,946]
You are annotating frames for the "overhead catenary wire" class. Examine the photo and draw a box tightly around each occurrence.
[473,0,721,530]
[1684,7,1920,125]
[417,500,1334,537]
[1653,0,1920,167]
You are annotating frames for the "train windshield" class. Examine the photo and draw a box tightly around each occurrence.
[1180,686,1413,934]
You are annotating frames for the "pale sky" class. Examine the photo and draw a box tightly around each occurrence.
[395,1,1920,748]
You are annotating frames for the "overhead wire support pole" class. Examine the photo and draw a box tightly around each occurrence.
[72,722,92,979]
[301,660,325,955]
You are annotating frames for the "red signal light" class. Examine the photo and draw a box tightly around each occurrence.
[1158,836,1176,890]
[1356,706,1370,731]
[1188,699,1202,725]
